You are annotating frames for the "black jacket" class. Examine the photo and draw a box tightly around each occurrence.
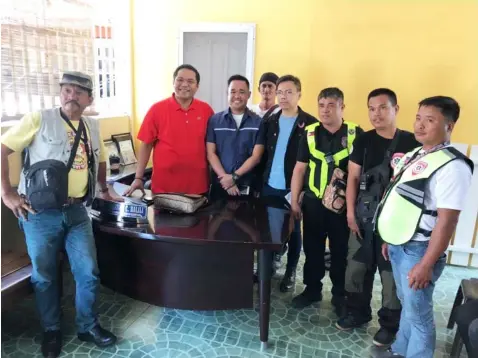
[262,107,318,189]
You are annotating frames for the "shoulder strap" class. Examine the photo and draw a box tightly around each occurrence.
[444,147,475,174]
[262,104,279,120]
[81,119,93,167]
[22,148,30,171]
[360,148,367,176]
[381,129,401,166]
[66,119,85,172]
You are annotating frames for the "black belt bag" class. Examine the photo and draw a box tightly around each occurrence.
[23,118,87,211]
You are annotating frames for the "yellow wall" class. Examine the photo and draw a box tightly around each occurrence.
[1,115,131,186]
[131,0,478,145]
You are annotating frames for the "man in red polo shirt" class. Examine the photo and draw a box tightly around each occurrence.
[125,64,214,195]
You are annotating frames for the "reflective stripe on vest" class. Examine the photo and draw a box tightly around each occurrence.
[305,121,357,198]
[377,148,464,245]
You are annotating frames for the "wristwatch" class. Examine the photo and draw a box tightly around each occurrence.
[232,173,240,182]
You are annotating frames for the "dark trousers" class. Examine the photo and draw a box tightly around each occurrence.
[262,184,301,271]
[455,299,478,358]
[302,194,349,297]
[344,232,401,331]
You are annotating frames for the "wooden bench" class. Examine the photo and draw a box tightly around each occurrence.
[1,251,33,310]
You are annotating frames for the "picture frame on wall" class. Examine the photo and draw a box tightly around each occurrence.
[103,139,122,170]
[112,133,137,165]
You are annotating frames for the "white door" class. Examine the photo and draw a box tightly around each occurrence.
[179,24,256,113]
[183,32,248,112]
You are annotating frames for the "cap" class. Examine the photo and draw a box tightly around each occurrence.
[259,72,279,85]
[59,71,93,91]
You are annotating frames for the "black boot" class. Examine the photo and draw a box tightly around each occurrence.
[77,325,117,347]
[373,327,396,347]
[41,330,62,358]
[291,287,322,308]
[279,268,296,292]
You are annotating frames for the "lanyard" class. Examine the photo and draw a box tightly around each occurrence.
[390,142,449,183]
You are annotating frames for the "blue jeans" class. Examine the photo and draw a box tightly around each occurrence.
[20,203,99,333]
[388,241,446,358]
[262,184,302,270]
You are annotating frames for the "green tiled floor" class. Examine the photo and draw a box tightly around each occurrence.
[2,256,476,358]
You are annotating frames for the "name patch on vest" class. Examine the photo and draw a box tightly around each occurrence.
[412,161,428,176]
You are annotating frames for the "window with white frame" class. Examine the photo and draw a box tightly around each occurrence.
[93,22,117,115]
[1,0,129,121]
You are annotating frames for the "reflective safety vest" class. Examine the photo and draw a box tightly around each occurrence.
[376,146,474,245]
[306,121,358,198]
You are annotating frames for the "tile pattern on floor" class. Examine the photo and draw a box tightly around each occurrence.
[2,255,476,358]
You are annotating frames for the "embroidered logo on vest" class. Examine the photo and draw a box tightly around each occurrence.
[391,153,404,169]
[412,161,428,175]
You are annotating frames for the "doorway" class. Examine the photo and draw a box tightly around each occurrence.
[178,23,256,112]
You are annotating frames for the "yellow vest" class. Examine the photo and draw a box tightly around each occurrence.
[305,121,357,198]
[375,146,473,245]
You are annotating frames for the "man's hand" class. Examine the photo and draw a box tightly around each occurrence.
[408,262,433,290]
[98,188,124,202]
[123,179,145,197]
[382,243,389,261]
[2,190,35,220]
[347,213,362,239]
[227,185,240,196]
[219,174,234,190]
[291,202,302,221]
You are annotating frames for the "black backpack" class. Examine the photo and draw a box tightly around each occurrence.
[23,118,87,211]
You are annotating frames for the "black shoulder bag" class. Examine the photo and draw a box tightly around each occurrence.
[353,130,401,264]
[355,129,401,225]
[23,119,86,211]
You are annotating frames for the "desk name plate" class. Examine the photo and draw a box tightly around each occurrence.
[91,198,148,224]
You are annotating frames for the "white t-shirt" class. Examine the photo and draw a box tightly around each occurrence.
[232,113,244,129]
[249,103,280,118]
[411,149,473,241]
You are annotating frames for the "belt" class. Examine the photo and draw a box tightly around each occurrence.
[64,197,85,206]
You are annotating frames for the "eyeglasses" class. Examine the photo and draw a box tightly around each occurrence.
[276,90,297,97]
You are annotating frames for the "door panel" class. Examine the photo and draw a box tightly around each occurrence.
[183,32,248,112]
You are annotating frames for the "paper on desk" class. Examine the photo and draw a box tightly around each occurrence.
[111,182,153,205]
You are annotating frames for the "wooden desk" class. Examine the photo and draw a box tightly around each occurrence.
[92,197,291,348]
[106,164,152,185]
